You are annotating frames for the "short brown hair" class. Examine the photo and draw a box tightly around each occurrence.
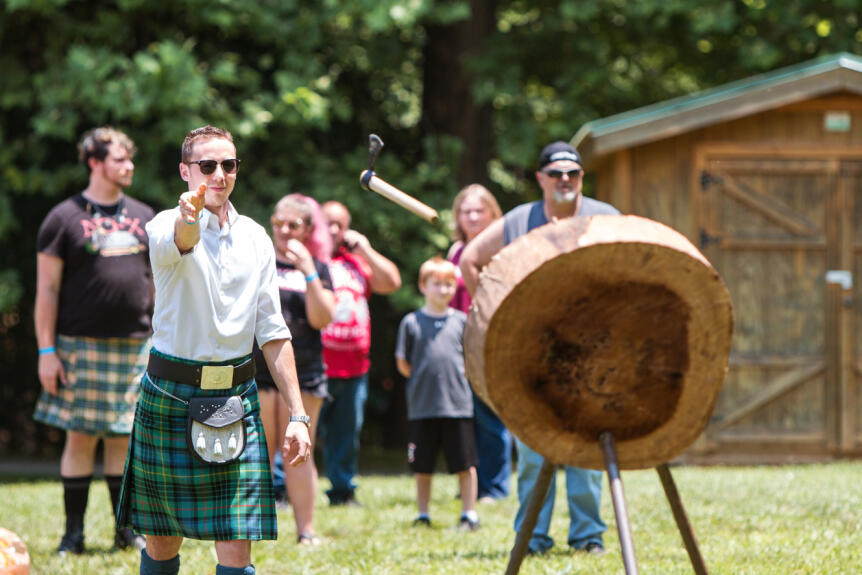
[78,127,135,172]
[182,125,234,163]
[418,256,457,286]
[451,184,503,243]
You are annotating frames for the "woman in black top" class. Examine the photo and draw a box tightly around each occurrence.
[256,193,334,545]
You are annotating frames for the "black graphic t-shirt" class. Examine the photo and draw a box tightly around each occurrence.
[254,258,333,386]
[36,192,155,337]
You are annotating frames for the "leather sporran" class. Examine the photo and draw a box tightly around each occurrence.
[186,396,247,464]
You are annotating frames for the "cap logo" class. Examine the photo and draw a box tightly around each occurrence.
[549,151,580,163]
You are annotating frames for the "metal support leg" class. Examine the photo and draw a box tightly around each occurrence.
[656,464,709,575]
[504,459,555,575]
[600,432,640,575]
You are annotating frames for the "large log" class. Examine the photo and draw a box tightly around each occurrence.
[464,215,733,470]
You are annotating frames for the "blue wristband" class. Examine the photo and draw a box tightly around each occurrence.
[38,347,56,355]
[304,271,319,283]
[184,212,202,225]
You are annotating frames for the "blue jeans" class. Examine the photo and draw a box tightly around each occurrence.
[513,438,605,553]
[474,395,512,499]
[319,374,368,501]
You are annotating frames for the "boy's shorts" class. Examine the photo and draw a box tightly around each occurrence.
[407,417,478,474]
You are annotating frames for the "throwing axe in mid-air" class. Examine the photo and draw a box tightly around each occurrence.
[359,134,439,224]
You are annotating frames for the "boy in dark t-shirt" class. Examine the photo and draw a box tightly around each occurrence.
[395,257,479,531]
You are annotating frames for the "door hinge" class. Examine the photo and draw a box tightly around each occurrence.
[701,170,722,190]
[700,229,722,249]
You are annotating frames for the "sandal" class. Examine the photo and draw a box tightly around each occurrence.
[297,533,321,546]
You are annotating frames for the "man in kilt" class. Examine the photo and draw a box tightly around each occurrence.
[116,125,312,575]
[34,126,154,555]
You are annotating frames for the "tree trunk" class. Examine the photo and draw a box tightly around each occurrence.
[422,0,496,187]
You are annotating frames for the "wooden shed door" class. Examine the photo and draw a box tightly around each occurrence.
[699,152,862,459]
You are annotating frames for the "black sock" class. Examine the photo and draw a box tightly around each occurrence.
[106,474,124,526]
[61,474,92,534]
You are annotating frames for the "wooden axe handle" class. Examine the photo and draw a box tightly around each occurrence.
[360,170,439,223]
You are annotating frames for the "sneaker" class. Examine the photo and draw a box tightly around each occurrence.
[456,516,480,532]
[56,531,85,556]
[583,542,607,556]
[412,516,432,527]
[330,493,361,507]
[114,528,146,551]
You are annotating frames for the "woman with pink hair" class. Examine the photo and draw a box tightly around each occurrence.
[254,193,334,545]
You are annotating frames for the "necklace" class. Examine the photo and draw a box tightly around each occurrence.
[83,194,133,255]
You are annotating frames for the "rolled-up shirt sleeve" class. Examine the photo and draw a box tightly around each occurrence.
[146,208,185,267]
[255,238,292,347]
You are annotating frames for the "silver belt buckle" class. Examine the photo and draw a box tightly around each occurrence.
[201,365,234,390]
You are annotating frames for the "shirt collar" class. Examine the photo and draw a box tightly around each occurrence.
[200,201,238,232]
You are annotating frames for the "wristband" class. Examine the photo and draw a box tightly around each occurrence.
[184,212,202,225]
[38,347,56,355]
[304,271,319,283]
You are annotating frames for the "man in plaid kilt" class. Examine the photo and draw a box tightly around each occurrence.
[117,125,312,575]
[34,126,154,555]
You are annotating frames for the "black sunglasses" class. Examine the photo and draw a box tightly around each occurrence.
[543,168,582,179]
[188,158,241,175]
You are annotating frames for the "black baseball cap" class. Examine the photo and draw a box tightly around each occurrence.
[538,141,582,170]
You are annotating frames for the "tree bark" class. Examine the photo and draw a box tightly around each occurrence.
[422,0,496,187]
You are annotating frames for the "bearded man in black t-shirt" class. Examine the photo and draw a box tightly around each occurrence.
[33,127,155,556]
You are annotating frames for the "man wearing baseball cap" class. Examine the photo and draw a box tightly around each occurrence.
[459,140,619,556]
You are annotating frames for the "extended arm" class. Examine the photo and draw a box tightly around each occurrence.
[459,217,505,297]
[261,338,312,467]
[34,253,66,394]
[174,184,206,254]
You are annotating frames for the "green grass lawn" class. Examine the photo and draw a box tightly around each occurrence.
[2,461,861,574]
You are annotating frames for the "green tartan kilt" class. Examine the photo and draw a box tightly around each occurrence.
[33,334,149,436]
[117,353,276,541]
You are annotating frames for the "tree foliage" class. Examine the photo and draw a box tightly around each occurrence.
[2,0,861,453]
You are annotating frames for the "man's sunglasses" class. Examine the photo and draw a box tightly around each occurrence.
[271,216,306,231]
[543,168,582,179]
[188,158,241,175]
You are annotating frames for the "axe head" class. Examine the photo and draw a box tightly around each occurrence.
[368,134,384,171]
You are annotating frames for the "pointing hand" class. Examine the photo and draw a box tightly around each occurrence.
[179,184,207,223]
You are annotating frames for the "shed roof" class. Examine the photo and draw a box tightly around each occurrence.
[573,52,862,162]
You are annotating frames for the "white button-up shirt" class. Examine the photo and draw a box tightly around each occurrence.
[146,203,291,361]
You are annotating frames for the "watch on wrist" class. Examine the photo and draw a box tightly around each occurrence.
[289,415,311,429]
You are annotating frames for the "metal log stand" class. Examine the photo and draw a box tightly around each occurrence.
[505,432,709,575]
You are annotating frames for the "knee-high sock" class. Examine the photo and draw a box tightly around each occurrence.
[215,564,255,575]
[105,474,123,526]
[61,475,92,534]
[140,549,180,575]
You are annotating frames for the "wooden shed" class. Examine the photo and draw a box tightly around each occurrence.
[573,52,862,464]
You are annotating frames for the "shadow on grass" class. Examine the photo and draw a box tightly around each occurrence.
[0,474,58,484]
[425,548,512,561]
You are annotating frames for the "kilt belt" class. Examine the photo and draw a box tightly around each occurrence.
[146,352,256,389]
